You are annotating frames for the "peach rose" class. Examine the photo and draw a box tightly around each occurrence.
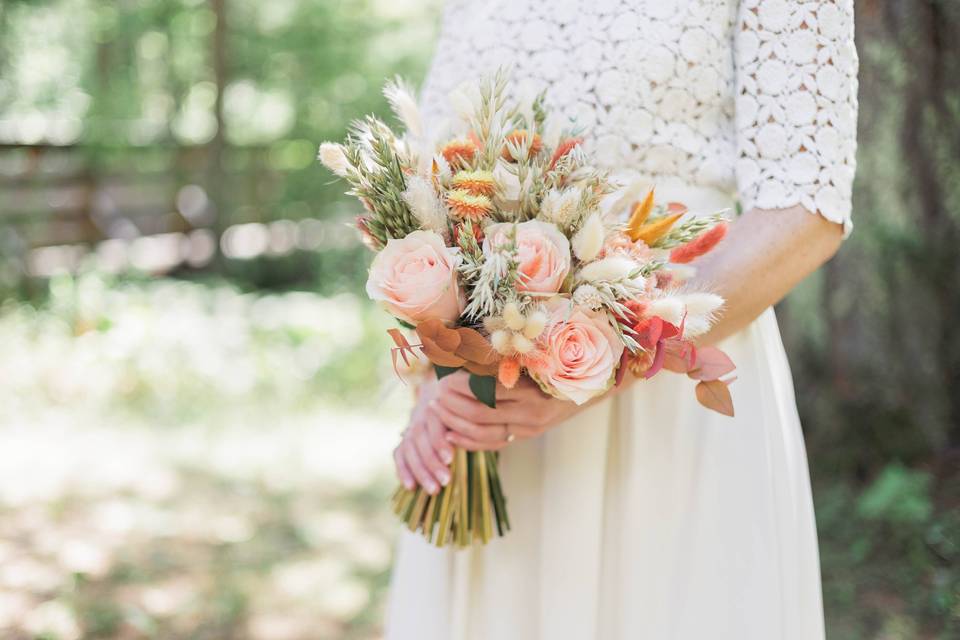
[484,220,570,294]
[365,230,464,325]
[527,298,624,405]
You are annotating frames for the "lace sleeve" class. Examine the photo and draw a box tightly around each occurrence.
[734,0,859,235]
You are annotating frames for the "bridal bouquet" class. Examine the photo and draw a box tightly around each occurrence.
[319,71,736,547]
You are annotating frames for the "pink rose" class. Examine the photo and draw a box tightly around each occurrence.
[366,230,464,325]
[527,298,624,405]
[484,220,571,294]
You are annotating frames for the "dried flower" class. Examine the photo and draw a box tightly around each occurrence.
[548,137,583,171]
[451,170,497,197]
[572,284,603,310]
[538,188,582,228]
[511,333,535,354]
[491,329,513,354]
[318,142,351,177]
[502,302,525,331]
[447,189,493,220]
[669,221,729,263]
[502,129,543,161]
[441,138,478,168]
[522,310,548,339]
[402,176,448,235]
[578,256,640,284]
[383,77,424,138]
[572,212,605,262]
[498,357,521,389]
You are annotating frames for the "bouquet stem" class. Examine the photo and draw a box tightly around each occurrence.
[392,448,509,547]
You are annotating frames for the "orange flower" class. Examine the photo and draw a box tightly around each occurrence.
[498,357,521,389]
[447,189,493,220]
[548,137,583,170]
[669,222,729,264]
[501,129,543,161]
[451,170,497,197]
[441,138,478,168]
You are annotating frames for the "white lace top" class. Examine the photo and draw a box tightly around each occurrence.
[420,0,859,234]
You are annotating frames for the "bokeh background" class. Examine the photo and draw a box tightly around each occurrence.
[0,0,957,638]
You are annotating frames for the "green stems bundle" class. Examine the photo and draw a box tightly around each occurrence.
[391,449,510,547]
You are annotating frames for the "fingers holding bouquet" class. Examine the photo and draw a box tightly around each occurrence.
[430,372,579,451]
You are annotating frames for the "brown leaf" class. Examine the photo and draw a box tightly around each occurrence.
[455,328,499,365]
[386,328,412,350]
[695,380,735,417]
[420,334,467,368]
[463,360,500,377]
[661,341,695,373]
[416,319,462,353]
[688,347,736,381]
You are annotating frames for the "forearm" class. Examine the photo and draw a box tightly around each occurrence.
[689,205,843,346]
[602,205,842,402]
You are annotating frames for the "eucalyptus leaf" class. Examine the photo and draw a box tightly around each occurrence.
[434,365,460,380]
[468,374,497,408]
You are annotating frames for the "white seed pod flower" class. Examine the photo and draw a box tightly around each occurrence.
[511,333,535,354]
[577,256,639,283]
[648,296,685,327]
[318,142,351,177]
[491,329,513,354]
[522,310,548,339]
[572,284,603,310]
[571,212,605,262]
[677,292,724,337]
[503,302,525,331]
[384,78,423,138]
[401,176,448,235]
[538,188,581,227]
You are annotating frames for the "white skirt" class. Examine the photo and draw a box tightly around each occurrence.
[384,183,825,640]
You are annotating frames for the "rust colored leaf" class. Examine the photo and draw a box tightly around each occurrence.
[455,327,499,365]
[463,360,500,377]
[416,318,462,353]
[387,328,413,350]
[688,347,736,381]
[420,334,467,368]
[661,340,695,373]
[695,379,735,417]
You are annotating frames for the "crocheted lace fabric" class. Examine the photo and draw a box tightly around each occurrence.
[420,0,858,233]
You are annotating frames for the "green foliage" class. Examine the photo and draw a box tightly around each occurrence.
[468,374,497,409]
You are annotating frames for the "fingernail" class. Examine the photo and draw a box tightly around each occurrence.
[445,433,455,443]
[404,479,415,490]
[441,449,453,464]
[438,470,450,486]
[426,481,438,494]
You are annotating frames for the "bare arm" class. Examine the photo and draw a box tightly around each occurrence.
[689,205,843,346]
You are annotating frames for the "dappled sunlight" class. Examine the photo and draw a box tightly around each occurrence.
[0,276,409,639]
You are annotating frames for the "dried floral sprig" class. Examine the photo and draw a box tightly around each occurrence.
[653,211,730,249]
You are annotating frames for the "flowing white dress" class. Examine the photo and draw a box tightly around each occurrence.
[386,1,859,638]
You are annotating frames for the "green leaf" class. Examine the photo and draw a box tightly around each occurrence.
[434,365,460,380]
[468,374,497,408]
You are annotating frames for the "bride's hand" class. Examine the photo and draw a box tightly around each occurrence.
[429,371,581,451]
[394,378,454,495]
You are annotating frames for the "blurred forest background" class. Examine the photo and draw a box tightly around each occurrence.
[0,0,957,639]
